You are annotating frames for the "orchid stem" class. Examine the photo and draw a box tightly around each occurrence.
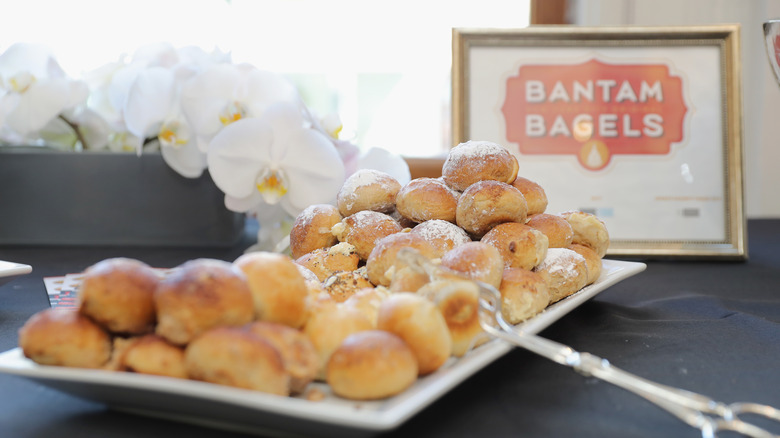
[58,115,88,151]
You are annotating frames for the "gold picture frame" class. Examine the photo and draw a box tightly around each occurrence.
[452,25,747,260]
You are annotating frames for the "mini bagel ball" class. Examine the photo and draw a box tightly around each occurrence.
[455,180,527,238]
[326,330,418,400]
[154,258,254,346]
[78,257,159,335]
[234,251,310,329]
[442,140,519,191]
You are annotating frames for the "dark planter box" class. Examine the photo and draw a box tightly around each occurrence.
[0,147,245,247]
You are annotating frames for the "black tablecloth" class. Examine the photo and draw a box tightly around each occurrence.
[1,220,778,438]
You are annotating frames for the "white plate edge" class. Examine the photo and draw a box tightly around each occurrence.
[0,260,33,278]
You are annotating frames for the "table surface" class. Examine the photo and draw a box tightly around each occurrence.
[1,220,778,438]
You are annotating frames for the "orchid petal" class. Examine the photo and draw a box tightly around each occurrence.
[107,63,144,115]
[224,191,263,213]
[46,55,66,80]
[124,67,175,138]
[333,139,361,176]
[0,43,57,79]
[76,108,111,150]
[5,78,71,134]
[107,131,142,153]
[180,64,243,138]
[161,140,206,178]
[66,80,90,108]
[357,147,412,185]
[279,129,345,214]
[195,135,211,153]
[207,117,273,198]
[0,92,20,127]
[261,103,308,162]
[243,69,301,116]
[37,116,78,149]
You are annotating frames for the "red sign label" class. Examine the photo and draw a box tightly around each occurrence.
[501,59,687,170]
[774,35,780,69]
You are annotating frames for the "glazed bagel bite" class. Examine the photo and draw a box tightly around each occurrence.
[377,292,452,375]
[388,263,434,294]
[442,140,519,191]
[481,222,549,270]
[18,308,112,369]
[115,334,188,379]
[342,287,391,327]
[365,231,438,287]
[534,248,589,304]
[154,258,254,346]
[417,279,486,357]
[234,252,309,329]
[395,177,459,223]
[290,204,342,259]
[304,303,373,380]
[295,242,360,282]
[185,326,290,395]
[410,219,472,259]
[78,257,159,335]
[389,208,419,229]
[337,169,401,217]
[498,268,550,324]
[456,180,528,238]
[526,213,574,249]
[560,210,610,258]
[331,210,403,260]
[439,241,504,289]
[568,243,602,286]
[327,330,418,400]
[511,176,548,215]
[322,270,374,303]
[244,321,319,394]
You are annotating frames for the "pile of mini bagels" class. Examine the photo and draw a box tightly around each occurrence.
[18,140,609,401]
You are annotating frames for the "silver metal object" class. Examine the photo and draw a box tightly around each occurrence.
[476,281,780,438]
[394,247,780,437]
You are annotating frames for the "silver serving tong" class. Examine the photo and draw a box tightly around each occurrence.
[476,280,780,438]
[395,248,780,438]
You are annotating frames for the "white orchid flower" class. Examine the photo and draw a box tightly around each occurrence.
[110,45,230,176]
[180,63,302,151]
[106,131,143,153]
[122,65,206,176]
[36,107,111,151]
[0,43,89,138]
[207,102,346,218]
[87,44,229,140]
[83,59,127,132]
[124,67,175,139]
[158,115,205,178]
[124,67,206,178]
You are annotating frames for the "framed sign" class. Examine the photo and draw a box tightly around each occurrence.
[452,25,747,260]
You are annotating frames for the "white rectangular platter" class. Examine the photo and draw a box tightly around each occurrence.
[0,259,646,437]
[0,259,32,287]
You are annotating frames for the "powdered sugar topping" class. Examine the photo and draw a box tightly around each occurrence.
[340,169,393,194]
[412,220,471,247]
[535,248,585,278]
[444,140,508,167]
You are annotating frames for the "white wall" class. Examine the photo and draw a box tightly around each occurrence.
[570,0,780,218]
